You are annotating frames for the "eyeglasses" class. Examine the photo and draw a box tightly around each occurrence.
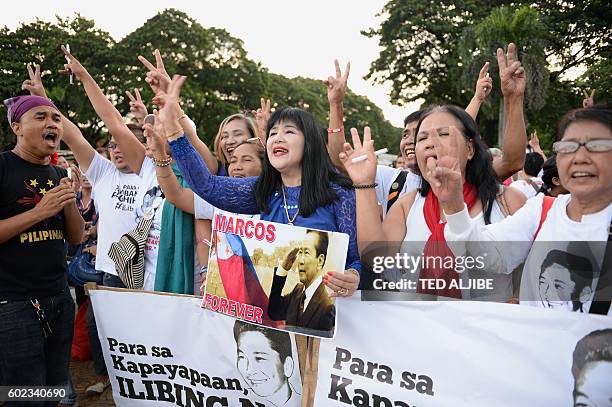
[552,139,612,154]
[107,142,118,150]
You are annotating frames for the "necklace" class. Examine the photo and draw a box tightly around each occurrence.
[281,185,299,225]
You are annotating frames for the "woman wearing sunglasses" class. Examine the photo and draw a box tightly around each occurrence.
[438,105,612,314]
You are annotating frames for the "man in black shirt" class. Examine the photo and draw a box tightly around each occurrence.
[0,95,84,405]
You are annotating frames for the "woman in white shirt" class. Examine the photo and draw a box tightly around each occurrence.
[432,106,612,314]
[341,105,525,301]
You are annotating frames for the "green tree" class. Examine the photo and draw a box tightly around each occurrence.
[0,15,115,146]
[365,1,610,148]
[1,9,399,153]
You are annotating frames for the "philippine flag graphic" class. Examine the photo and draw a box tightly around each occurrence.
[215,231,280,327]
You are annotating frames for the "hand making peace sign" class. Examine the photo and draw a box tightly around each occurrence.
[324,59,350,106]
[138,49,171,96]
[59,45,89,82]
[125,88,148,122]
[497,42,526,99]
[22,64,47,98]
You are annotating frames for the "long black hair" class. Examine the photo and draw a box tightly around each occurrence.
[253,107,352,217]
[414,105,500,224]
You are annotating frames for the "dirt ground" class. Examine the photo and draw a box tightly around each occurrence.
[69,359,115,406]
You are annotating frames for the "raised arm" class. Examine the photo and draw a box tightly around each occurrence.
[22,64,96,170]
[159,75,259,214]
[143,120,195,214]
[528,130,547,161]
[465,62,492,120]
[339,128,408,255]
[324,60,350,174]
[140,49,219,174]
[493,43,527,180]
[61,45,146,174]
[168,136,258,214]
[252,98,271,144]
[61,117,96,172]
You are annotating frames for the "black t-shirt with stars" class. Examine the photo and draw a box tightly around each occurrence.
[0,151,68,300]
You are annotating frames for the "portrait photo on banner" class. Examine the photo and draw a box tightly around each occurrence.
[521,241,606,312]
[202,211,349,338]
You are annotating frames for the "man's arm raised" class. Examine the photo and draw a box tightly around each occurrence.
[61,45,145,174]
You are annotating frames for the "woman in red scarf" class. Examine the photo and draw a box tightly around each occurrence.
[342,105,526,300]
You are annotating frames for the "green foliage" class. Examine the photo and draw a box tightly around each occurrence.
[365,0,610,149]
[0,9,400,150]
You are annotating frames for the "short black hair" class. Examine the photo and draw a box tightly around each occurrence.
[524,152,544,177]
[233,320,293,364]
[403,109,425,127]
[572,329,612,389]
[306,229,329,265]
[540,155,559,193]
[540,249,594,310]
[558,104,612,141]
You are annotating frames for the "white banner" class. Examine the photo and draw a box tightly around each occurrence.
[315,296,612,406]
[90,289,303,407]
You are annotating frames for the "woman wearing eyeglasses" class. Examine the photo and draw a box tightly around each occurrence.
[437,105,612,314]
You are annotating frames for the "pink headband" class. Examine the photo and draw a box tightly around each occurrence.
[4,95,59,123]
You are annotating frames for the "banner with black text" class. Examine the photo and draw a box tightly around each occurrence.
[90,289,303,407]
[316,296,612,406]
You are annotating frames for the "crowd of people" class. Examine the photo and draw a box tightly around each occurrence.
[0,38,610,407]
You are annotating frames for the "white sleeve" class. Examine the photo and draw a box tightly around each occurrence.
[444,194,544,274]
[404,171,421,193]
[194,194,216,220]
[85,153,114,187]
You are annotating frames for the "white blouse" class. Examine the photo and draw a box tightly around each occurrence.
[445,193,612,314]
[383,192,514,301]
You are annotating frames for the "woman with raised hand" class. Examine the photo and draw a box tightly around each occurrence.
[144,110,265,294]
[436,105,612,314]
[341,105,526,301]
[158,75,361,298]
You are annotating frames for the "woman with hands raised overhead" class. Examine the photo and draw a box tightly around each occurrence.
[158,74,361,297]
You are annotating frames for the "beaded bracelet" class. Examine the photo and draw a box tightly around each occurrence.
[353,182,378,189]
[327,127,344,134]
[154,160,173,168]
[153,156,173,167]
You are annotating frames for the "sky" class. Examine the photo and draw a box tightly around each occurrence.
[2,0,421,127]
